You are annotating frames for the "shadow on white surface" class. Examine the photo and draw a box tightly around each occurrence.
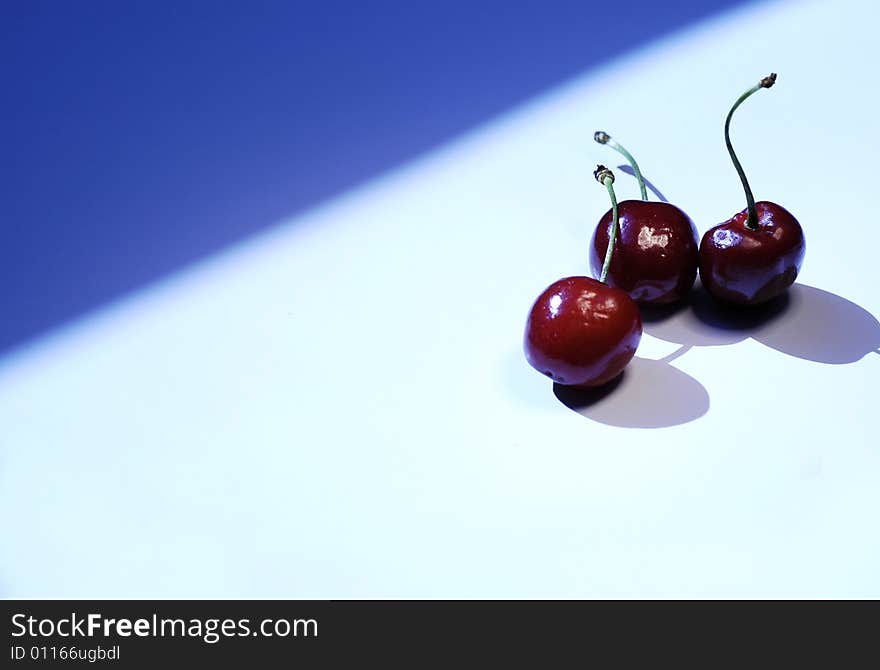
[553,357,710,429]
[752,284,880,364]
[616,164,670,203]
[643,284,791,347]
[644,283,879,364]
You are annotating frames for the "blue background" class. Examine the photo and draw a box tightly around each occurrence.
[1,0,743,355]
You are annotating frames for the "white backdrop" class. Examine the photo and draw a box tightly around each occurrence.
[1,0,878,597]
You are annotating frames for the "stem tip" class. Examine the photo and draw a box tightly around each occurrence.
[760,72,777,88]
[594,164,614,184]
[594,131,610,145]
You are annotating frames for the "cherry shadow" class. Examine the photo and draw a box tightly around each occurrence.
[690,284,791,331]
[553,357,709,429]
[642,282,878,365]
[751,284,880,364]
[616,165,669,203]
[642,283,789,347]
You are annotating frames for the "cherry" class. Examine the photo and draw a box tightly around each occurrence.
[699,73,805,305]
[590,132,699,304]
[524,167,642,387]
[590,200,699,304]
[524,276,642,387]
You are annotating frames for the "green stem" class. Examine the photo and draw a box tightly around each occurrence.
[725,73,776,231]
[594,165,620,284]
[594,131,648,201]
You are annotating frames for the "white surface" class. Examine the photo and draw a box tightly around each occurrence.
[2,0,878,597]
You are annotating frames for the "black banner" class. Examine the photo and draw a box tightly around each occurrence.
[1,600,874,666]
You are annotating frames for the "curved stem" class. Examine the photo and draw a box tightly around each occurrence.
[593,165,620,284]
[725,73,776,230]
[595,131,647,201]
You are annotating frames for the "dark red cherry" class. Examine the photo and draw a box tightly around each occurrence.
[704,72,806,305]
[699,201,805,305]
[524,276,642,387]
[590,200,699,304]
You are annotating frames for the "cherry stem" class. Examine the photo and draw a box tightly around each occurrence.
[725,73,776,231]
[594,131,648,201]
[594,165,619,284]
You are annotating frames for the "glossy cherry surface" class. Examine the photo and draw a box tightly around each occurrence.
[590,200,699,304]
[524,276,642,387]
[699,200,805,305]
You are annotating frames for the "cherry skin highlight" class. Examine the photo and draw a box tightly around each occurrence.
[699,201,805,305]
[590,200,699,304]
[524,276,642,387]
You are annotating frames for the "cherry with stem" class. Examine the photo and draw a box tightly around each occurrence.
[522,166,642,388]
[590,132,699,304]
[725,73,775,230]
[699,72,805,305]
